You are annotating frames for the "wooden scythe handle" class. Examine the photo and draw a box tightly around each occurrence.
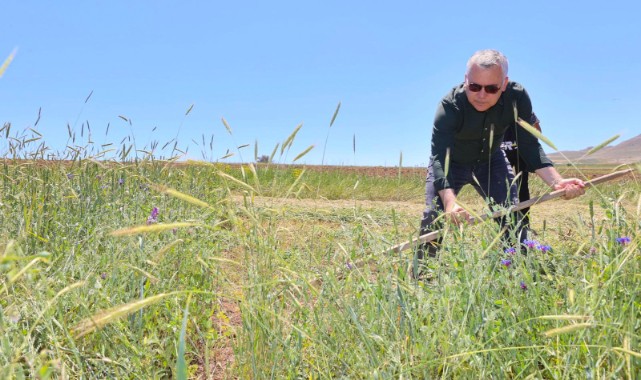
[386,168,635,254]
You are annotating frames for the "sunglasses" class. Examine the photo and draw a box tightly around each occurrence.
[467,82,502,94]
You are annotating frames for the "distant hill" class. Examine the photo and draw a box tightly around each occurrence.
[546,134,641,164]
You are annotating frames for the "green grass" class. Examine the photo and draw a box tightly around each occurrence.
[1,134,640,378]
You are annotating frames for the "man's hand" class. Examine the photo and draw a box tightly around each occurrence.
[445,203,471,225]
[438,188,472,225]
[553,178,586,200]
[535,167,586,200]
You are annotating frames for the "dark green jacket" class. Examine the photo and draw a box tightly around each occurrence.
[431,81,553,191]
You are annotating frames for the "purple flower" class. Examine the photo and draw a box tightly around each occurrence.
[536,244,552,252]
[520,281,527,290]
[146,207,159,225]
[504,247,516,255]
[345,262,354,270]
[66,173,74,180]
[616,236,631,245]
[501,259,512,267]
[589,246,597,254]
[523,239,538,249]
[118,178,124,185]
[100,272,107,280]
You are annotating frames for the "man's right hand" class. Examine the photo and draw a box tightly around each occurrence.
[445,203,472,225]
[439,188,471,225]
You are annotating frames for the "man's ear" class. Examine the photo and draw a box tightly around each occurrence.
[502,76,509,91]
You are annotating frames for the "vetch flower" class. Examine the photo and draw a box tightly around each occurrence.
[345,262,354,270]
[520,281,527,290]
[146,207,159,225]
[523,239,538,249]
[616,236,631,245]
[504,247,516,255]
[501,259,512,267]
[118,178,124,185]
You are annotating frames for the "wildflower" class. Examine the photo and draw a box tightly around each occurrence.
[520,281,527,290]
[345,262,354,270]
[66,173,74,180]
[118,178,124,185]
[522,239,538,249]
[96,175,102,181]
[501,259,512,267]
[172,228,177,235]
[146,207,159,225]
[616,236,631,245]
[536,244,552,252]
[589,246,597,254]
[504,247,516,255]
[100,272,107,280]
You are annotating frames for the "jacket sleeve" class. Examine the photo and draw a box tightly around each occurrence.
[431,100,461,191]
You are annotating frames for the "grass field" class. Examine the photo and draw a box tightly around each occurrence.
[1,149,640,379]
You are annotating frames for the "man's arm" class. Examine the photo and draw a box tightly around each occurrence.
[534,166,585,199]
[438,188,470,224]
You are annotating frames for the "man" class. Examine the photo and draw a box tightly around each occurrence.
[418,49,584,259]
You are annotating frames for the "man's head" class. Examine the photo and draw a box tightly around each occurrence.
[464,49,509,112]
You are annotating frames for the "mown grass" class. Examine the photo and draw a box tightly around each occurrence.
[2,102,641,378]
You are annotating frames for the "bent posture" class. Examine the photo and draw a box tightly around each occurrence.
[419,49,584,261]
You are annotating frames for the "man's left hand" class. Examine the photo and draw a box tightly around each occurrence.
[553,178,586,200]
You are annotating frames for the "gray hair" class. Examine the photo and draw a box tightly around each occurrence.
[466,49,509,77]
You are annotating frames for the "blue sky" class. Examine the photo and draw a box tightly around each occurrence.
[1,1,639,167]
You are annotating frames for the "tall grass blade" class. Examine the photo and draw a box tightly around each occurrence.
[538,315,592,321]
[0,48,17,78]
[111,222,199,236]
[586,134,619,156]
[222,117,232,135]
[176,296,191,380]
[284,168,306,198]
[444,147,451,178]
[34,108,42,127]
[185,104,194,116]
[613,347,641,359]
[293,145,314,163]
[151,184,215,209]
[269,143,280,162]
[542,323,592,337]
[517,118,558,150]
[329,101,341,128]
[71,292,182,338]
[217,171,258,194]
[281,123,303,155]
[254,140,258,161]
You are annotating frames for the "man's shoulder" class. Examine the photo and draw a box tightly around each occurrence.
[506,81,528,96]
[441,83,467,108]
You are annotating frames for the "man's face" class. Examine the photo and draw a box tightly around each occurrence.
[464,64,507,112]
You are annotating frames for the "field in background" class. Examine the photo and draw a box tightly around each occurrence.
[1,158,640,378]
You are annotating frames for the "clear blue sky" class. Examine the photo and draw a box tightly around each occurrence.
[2,1,639,167]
